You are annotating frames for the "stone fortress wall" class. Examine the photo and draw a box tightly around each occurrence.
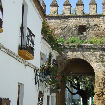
[42,0,105,41]
[42,1,105,105]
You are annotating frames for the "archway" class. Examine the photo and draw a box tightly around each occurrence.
[57,50,105,105]
[59,58,94,105]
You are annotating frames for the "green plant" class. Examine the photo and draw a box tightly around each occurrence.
[72,7,76,14]
[40,59,60,91]
[88,37,97,44]
[41,18,60,53]
[57,37,64,43]
[69,37,78,43]
[69,37,84,44]
[83,40,88,44]
[88,37,105,44]
[29,44,34,51]
[98,13,103,15]
[70,13,76,15]
[100,60,104,63]
[65,40,69,44]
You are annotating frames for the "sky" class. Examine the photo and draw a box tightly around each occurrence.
[43,0,104,14]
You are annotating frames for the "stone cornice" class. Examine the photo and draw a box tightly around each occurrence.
[0,43,38,70]
[46,14,105,18]
[58,44,105,49]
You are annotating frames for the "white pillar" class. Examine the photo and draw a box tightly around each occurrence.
[81,98,83,105]
[89,97,92,105]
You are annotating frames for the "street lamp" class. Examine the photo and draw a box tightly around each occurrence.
[35,68,52,85]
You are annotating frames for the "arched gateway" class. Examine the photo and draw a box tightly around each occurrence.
[42,0,105,104]
[57,45,105,105]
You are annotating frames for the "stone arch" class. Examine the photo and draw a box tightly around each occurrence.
[61,58,94,76]
[57,51,105,105]
[57,51,105,74]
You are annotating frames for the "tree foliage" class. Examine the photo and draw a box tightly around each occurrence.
[66,76,95,105]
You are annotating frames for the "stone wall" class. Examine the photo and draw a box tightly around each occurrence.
[47,15,105,41]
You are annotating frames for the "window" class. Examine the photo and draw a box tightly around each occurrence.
[17,83,24,105]
[18,0,35,60]
[47,96,50,105]
[78,25,86,35]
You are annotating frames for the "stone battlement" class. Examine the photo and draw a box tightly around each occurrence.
[42,0,105,15]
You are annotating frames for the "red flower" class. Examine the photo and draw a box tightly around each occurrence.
[56,75,59,78]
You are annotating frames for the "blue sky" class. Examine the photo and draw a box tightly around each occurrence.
[43,0,104,14]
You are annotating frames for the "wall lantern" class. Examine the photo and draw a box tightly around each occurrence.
[35,68,52,85]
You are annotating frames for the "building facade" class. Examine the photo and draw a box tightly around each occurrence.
[0,0,45,105]
[39,37,59,105]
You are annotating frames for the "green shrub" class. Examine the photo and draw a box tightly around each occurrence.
[65,40,69,44]
[83,40,88,44]
[69,37,84,44]
[78,39,84,44]
[57,37,64,43]
[69,37,79,43]
[88,37,105,44]
[88,37,97,44]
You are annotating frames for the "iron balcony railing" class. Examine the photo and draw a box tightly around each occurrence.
[19,27,35,56]
[0,0,3,28]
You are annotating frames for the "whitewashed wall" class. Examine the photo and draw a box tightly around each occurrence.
[0,51,39,105]
[0,0,43,105]
[0,0,43,68]
[41,38,58,64]
[40,38,59,105]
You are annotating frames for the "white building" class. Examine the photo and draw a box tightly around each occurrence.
[39,37,59,105]
[0,0,45,105]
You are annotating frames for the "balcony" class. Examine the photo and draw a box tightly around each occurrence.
[18,27,35,60]
[0,18,3,33]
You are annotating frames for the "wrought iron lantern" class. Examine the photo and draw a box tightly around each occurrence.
[35,68,52,85]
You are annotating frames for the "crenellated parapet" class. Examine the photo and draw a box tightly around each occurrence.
[89,0,97,15]
[63,0,71,15]
[50,0,59,15]
[102,0,105,14]
[76,0,84,15]
[43,0,105,16]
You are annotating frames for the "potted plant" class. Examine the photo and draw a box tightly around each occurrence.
[40,59,61,90]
